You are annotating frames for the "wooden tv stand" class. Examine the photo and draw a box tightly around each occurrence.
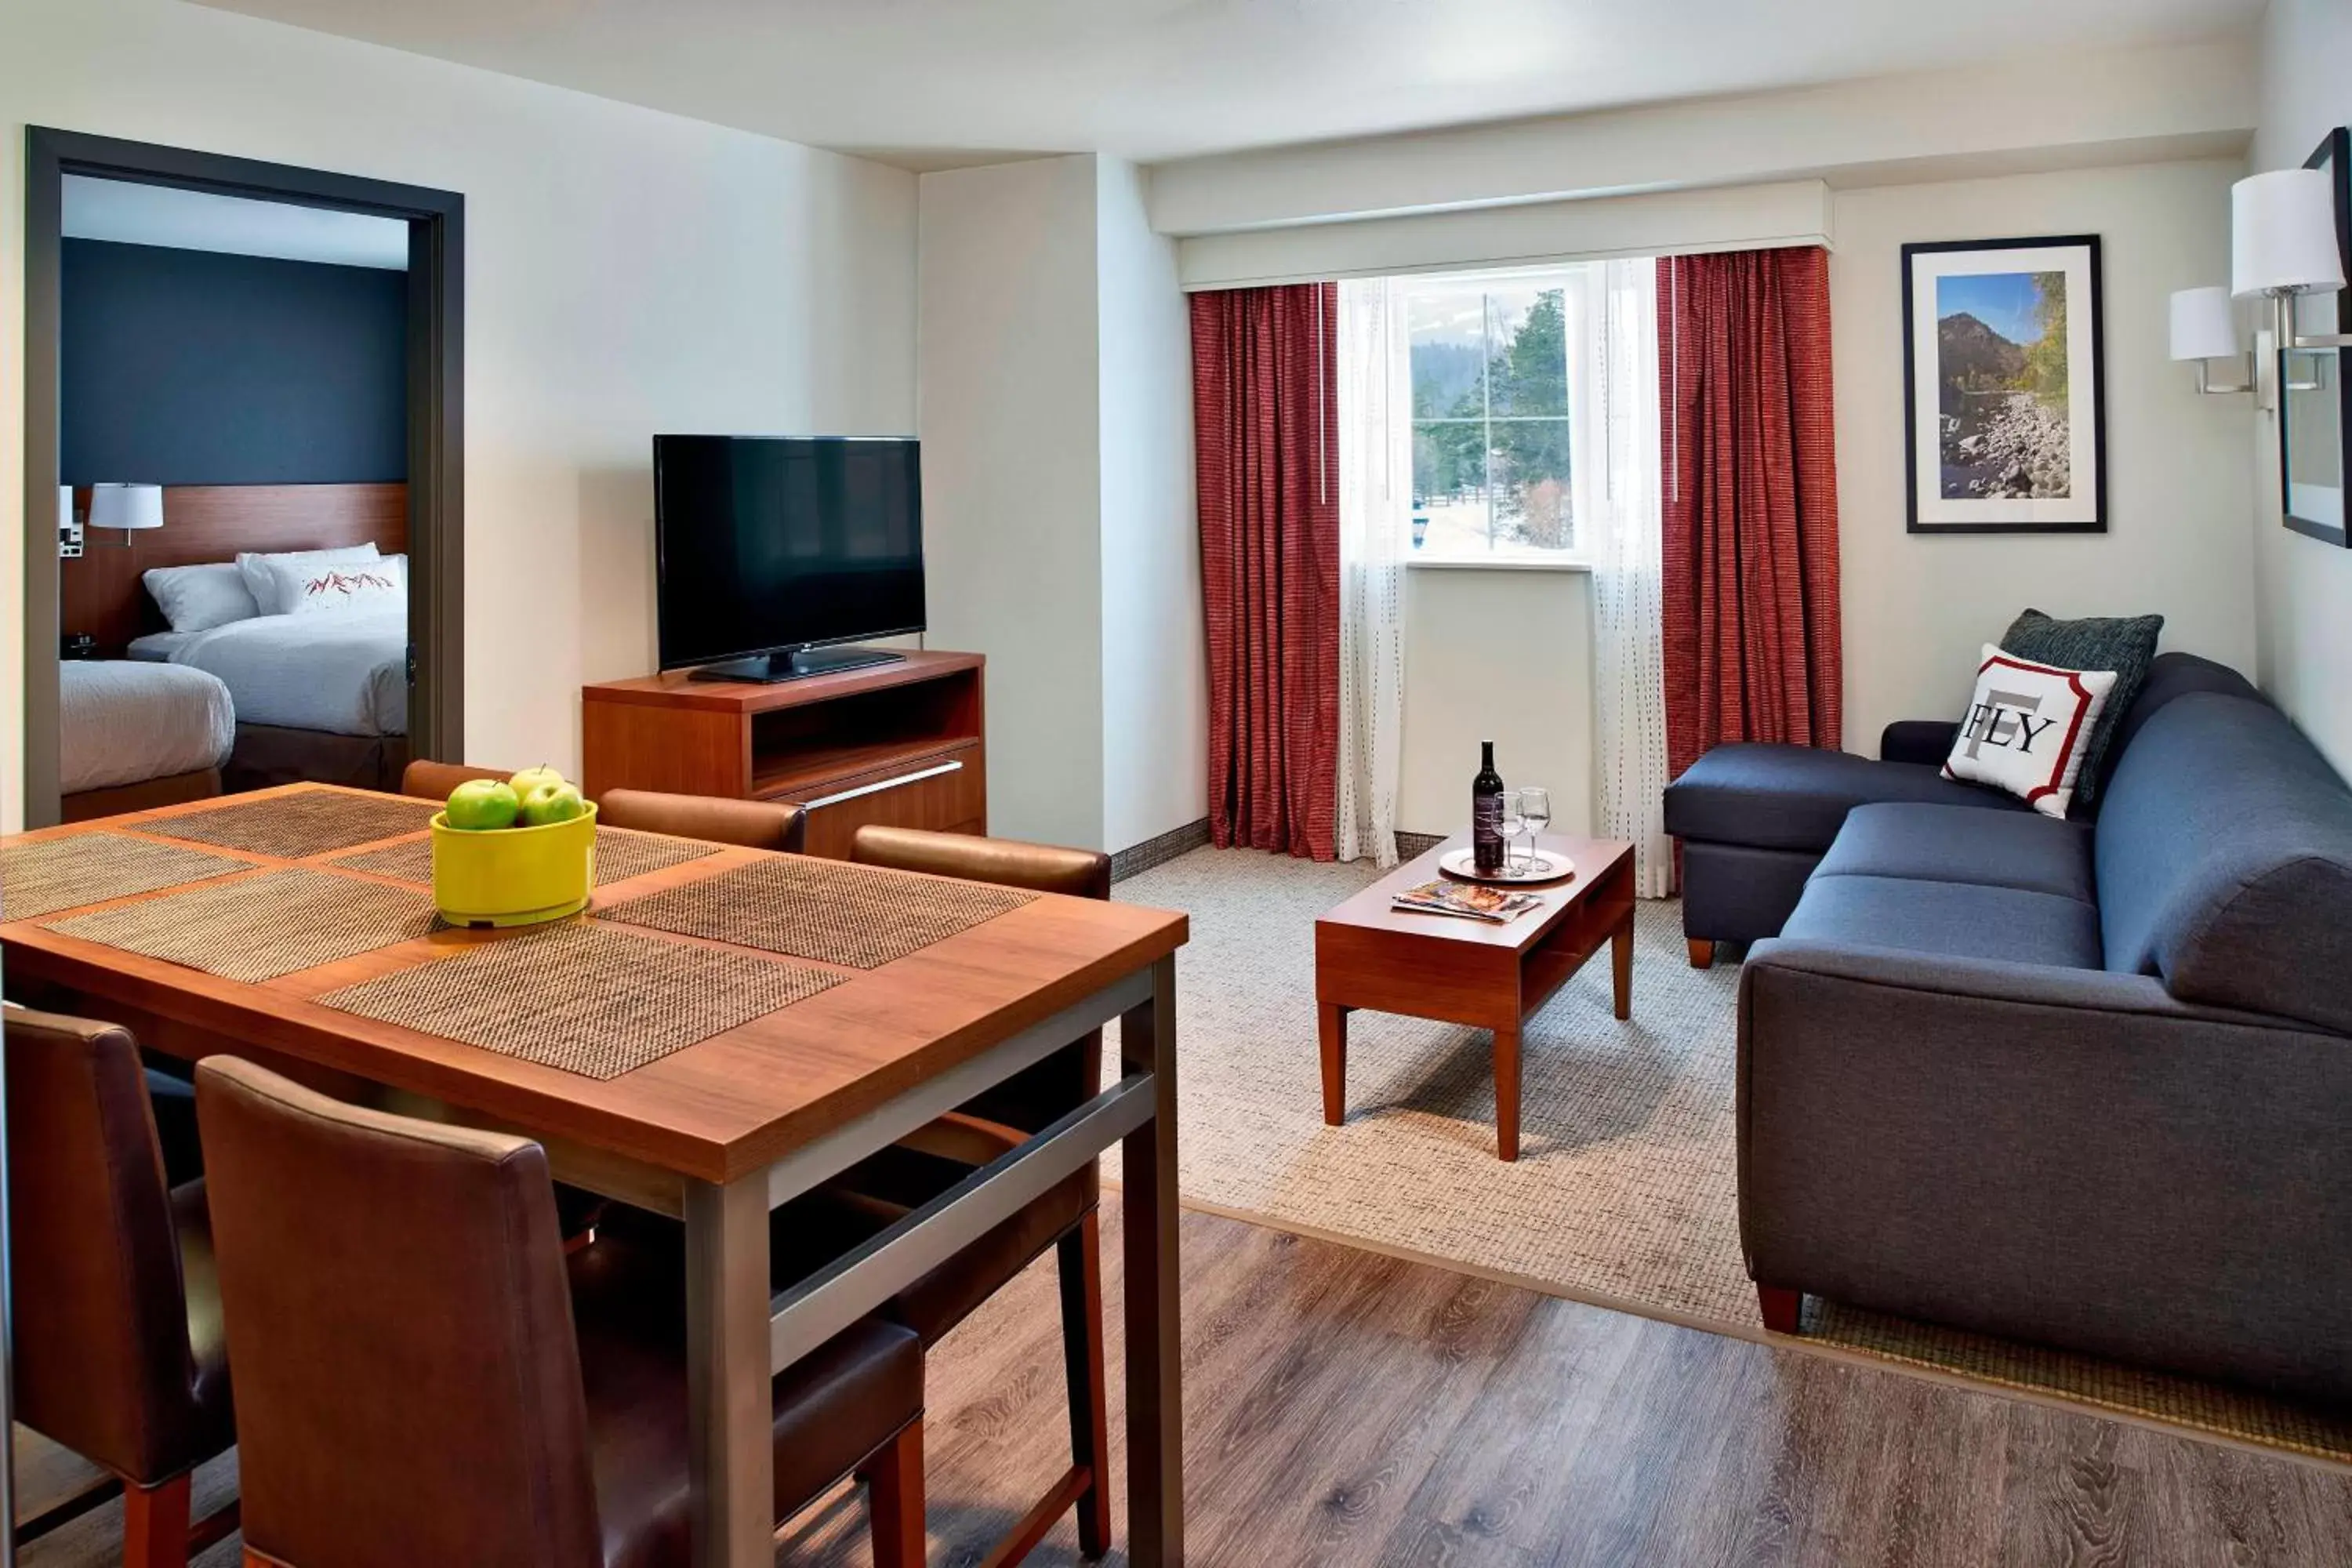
[582,650,985,858]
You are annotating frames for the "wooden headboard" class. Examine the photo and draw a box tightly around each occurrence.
[60,482,408,656]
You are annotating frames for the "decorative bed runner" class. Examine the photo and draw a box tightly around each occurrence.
[600,855,1038,970]
[319,921,842,1080]
[46,869,437,983]
[0,832,255,922]
[332,827,722,890]
[138,789,438,859]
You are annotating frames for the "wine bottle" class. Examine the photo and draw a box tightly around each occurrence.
[1472,740,1506,874]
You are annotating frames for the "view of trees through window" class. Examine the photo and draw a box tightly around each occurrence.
[1409,276,1573,556]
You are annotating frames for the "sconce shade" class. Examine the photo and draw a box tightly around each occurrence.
[2233,168,2347,297]
[2169,286,2239,360]
[87,483,165,532]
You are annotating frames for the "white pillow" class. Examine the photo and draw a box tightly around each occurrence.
[143,561,260,633]
[270,551,406,616]
[1943,644,2118,818]
[236,543,379,615]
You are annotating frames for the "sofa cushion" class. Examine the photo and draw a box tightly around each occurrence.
[1664,743,2024,854]
[1815,803,2094,904]
[2000,608,2163,810]
[2102,651,2266,786]
[2096,691,2352,1033]
[1780,874,2103,969]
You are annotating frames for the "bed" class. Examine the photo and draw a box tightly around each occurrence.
[59,659,235,822]
[130,608,411,793]
[59,482,414,795]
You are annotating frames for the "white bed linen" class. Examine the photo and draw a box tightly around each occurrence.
[60,660,235,793]
[127,608,408,737]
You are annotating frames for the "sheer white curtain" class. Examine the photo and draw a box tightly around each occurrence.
[1335,278,1409,867]
[1567,260,1672,897]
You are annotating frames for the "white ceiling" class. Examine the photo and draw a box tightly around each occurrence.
[196,0,2260,169]
[63,175,411,268]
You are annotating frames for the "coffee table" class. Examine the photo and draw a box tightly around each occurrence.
[1315,831,1635,1161]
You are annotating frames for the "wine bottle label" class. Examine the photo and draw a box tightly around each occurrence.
[1472,795,1503,870]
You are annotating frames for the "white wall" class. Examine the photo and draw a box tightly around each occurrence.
[1095,159,1207,853]
[1831,159,2256,747]
[0,0,918,831]
[2251,0,2352,775]
[917,155,1106,848]
[1398,568,1594,839]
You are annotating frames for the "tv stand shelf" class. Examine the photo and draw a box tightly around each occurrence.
[583,650,985,858]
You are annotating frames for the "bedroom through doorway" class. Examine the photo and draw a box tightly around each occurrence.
[20,130,462,829]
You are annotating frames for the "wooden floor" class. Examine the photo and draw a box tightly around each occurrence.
[22,1195,2352,1566]
[782,1195,2352,1567]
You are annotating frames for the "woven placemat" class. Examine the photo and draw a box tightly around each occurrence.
[47,869,438,982]
[318,921,842,1080]
[0,832,255,922]
[601,855,1037,969]
[138,789,438,859]
[332,827,721,890]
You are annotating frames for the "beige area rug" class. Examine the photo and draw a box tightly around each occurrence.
[1120,845,2352,1466]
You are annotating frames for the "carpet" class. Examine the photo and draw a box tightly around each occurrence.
[1118,845,2352,1465]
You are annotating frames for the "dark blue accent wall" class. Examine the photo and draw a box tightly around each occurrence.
[61,238,407,486]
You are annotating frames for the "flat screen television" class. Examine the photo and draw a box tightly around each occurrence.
[653,434,924,682]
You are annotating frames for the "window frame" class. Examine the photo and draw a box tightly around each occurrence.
[1401,266,1584,567]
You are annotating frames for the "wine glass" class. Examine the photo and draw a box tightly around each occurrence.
[1494,790,1525,877]
[1517,785,1552,872]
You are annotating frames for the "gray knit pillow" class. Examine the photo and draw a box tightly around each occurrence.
[1999,608,2164,811]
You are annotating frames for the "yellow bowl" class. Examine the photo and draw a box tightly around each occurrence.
[430,803,597,928]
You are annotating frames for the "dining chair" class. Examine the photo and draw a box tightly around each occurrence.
[396,758,508,800]
[597,789,807,853]
[192,1056,927,1568]
[787,824,1116,1564]
[4,1009,238,1568]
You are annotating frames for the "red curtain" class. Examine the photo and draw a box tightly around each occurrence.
[1657,248,1842,782]
[1190,283,1340,861]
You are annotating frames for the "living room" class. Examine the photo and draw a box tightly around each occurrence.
[2,0,2351,1565]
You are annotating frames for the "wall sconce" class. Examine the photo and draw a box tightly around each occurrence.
[86,482,165,547]
[2169,285,2254,396]
[2234,165,2350,379]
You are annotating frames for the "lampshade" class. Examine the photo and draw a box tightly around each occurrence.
[2169,286,2239,360]
[56,485,73,533]
[2232,167,2348,297]
[86,483,164,532]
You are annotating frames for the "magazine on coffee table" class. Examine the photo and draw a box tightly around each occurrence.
[1391,879,1543,924]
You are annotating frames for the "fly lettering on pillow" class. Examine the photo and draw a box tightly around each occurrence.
[1943,644,2118,818]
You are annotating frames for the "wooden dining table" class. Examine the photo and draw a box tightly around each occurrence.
[0,782,1190,1567]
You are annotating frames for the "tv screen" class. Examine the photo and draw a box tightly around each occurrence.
[654,434,924,672]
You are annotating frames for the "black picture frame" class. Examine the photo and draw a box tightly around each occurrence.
[2280,125,2352,548]
[1901,234,2106,535]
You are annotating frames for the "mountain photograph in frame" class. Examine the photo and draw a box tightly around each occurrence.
[1903,235,2105,534]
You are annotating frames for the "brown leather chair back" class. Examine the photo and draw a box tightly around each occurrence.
[851,826,1110,900]
[599,788,807,853]
[398,759,510,801]
[850,827,1112,1131]
[195,1058,604,1568]
[4,1010,201,1485]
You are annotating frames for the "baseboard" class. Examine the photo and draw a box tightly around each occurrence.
[1109,818,1210,882]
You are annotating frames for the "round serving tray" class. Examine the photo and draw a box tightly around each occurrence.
[1437,848,1575,886]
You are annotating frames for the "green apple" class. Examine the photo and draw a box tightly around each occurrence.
[446,779,521,830]
[518,780,586,827]
[509,765,568,797]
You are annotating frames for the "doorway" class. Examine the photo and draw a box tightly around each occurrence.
[22,129,463,827]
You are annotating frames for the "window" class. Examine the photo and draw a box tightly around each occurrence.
[1406,274,1575,560]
